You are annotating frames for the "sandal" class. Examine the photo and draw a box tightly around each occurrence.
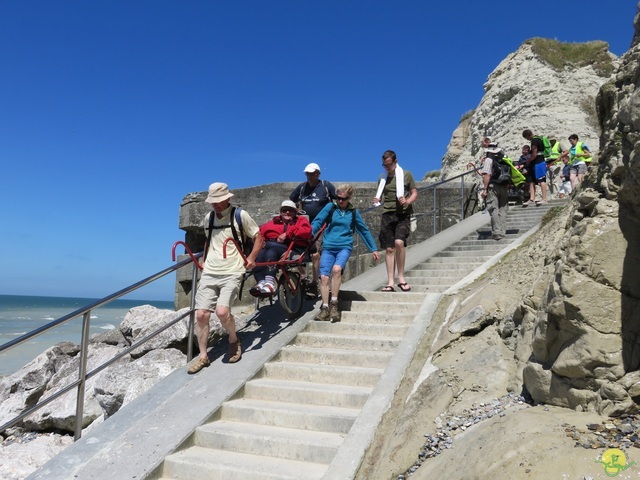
[381,285,395,292]
[397,283,411,292]
[227,340,242,363]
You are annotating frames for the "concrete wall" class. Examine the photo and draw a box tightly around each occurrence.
[174,180,477,308]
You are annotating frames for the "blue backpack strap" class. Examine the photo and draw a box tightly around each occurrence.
[230,206,243,252]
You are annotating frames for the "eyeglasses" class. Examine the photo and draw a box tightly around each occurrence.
[337,196,349,201]
[280,208,296,214]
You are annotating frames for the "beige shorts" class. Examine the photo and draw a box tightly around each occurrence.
[195,273,242,311]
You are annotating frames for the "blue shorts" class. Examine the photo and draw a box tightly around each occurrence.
[534,161,547,183]
[319,248,351,277]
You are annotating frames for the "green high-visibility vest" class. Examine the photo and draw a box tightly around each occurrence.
[549,141,562,164]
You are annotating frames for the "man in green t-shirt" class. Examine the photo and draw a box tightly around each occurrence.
[373,150,418,292]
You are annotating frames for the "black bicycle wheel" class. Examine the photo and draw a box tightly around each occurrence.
[278,271,304,318]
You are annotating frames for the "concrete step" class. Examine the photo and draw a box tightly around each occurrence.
[243,378,372,408]
[434,249,502,257]
[443,244,506,252]
[276,345,394,368]
[162,446,327,480]
[193,421,344,464]
[261,361,383,387]
[408,285,448,293]
[305,321,409,337]
[343,300,421,315]
[338,290,425,303]
[339,310,415,324]
[293,331,402,351]
[219,398,359,433]
[403,276,465,286]
[421,256,489,265]
[405,268,473,277]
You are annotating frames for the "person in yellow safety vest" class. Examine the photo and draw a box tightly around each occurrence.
[545,136,565,197]
[561,134,592,188]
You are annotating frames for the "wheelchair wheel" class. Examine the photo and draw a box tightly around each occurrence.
[278,271,304,319]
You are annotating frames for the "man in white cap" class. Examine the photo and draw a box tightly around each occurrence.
[188,182,264,373]
[290,163,337,295]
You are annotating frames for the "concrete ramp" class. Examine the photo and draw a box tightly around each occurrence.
[29,200,565,480]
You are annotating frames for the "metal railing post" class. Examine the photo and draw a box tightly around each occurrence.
[432,188,437,236]
[461,175,466,219]
[187,264,198,362]
[74,310,92,440]
[354,234,361,277]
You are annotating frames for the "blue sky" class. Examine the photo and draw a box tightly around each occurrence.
[0,1,636,301]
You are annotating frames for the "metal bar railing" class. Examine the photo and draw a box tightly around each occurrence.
[1,169,481,440]
[353,169,478,273]
[0,250,203,440]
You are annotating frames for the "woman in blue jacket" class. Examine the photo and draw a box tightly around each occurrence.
[311,184,380,322]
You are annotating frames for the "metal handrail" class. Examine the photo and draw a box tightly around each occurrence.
[0,170,480,441]
[0,250,202,440]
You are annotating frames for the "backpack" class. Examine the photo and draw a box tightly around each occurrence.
[535,135,552,158]
[490,153,512,184]
[204,206,254,260]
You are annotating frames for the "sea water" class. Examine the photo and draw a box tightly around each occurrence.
[0,294,174,377]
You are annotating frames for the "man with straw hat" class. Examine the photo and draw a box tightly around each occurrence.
[188,182,264,373]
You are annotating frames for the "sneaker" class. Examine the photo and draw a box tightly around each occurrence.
[522,199,535,207]
[314,305,330,321]
[490,234,505,240]
[536,200,548,206]
[329,302,341,322]
[250,280,265,296]
[187,356,210,374]
[227,341,242,363]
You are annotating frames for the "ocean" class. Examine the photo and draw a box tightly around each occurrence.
[0,294,174,377]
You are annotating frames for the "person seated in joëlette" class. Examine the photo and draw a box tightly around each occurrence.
[250,200,312,295]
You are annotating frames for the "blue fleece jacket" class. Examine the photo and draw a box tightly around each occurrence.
[311,202,378,253]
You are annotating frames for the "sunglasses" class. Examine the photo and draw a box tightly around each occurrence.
[280,208,297,214]
[337,196,349,201]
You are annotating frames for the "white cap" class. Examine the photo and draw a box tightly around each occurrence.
[280,200,297,210]
[303,163,321,173]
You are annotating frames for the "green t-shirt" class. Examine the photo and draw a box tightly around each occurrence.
[381,170,416,215]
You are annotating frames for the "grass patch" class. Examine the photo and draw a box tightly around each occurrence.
[525,38,616,77]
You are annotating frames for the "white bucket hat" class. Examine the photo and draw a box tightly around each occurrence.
[205,182,234,204]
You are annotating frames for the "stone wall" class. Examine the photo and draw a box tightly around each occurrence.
[174,179,476,308]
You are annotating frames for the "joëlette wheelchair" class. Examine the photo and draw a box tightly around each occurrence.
[223,231,320,319]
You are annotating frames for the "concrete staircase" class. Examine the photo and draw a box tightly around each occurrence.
[29,201,566,480]
[407,200,560,293]
[155,200,563,479]
[158,290,422,479]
